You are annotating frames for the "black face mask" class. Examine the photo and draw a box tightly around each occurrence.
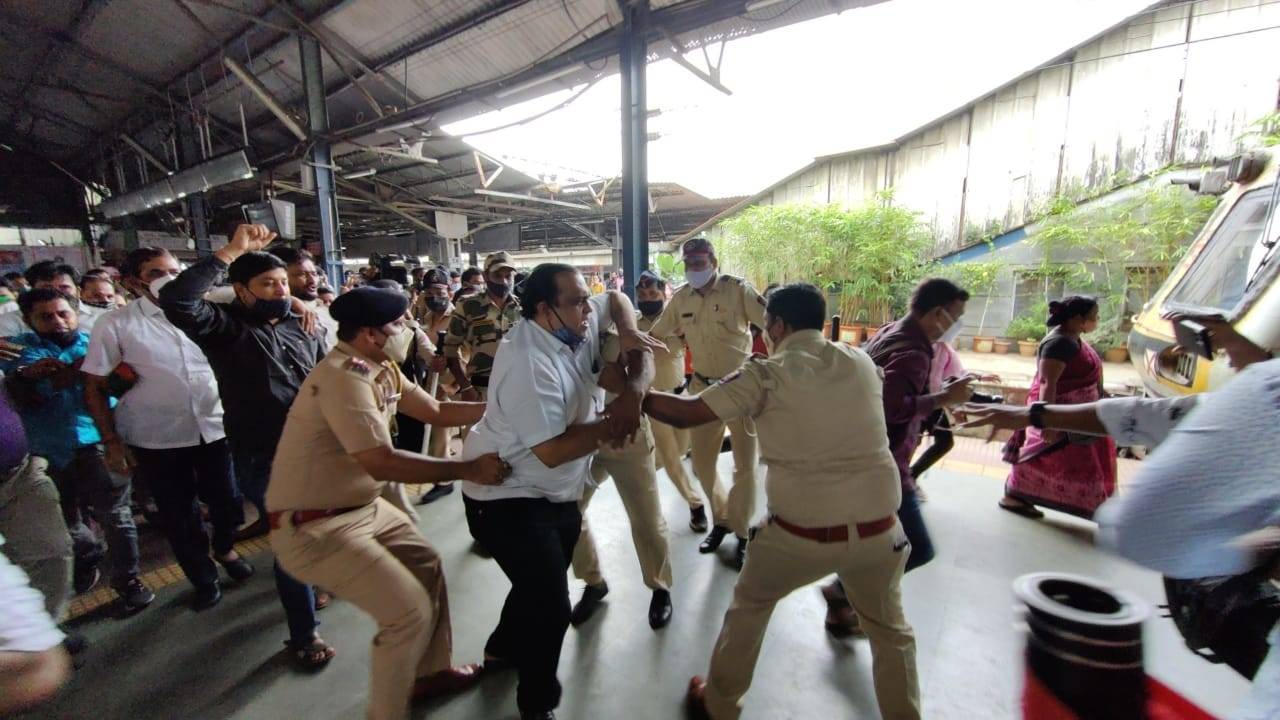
[42,330,80,348]
[638,300,664,317]
[249,296,292,322]
[486,280,511,298]
[425,297,449,313]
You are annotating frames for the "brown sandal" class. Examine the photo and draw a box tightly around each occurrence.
[314,590,333,610]
[287,637,336,669]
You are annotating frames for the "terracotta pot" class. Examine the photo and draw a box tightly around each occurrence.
[993,339,1012,354]
[972,336,995,353]
[1103,346,1130,364]
[839,324,864,346]
[1017,340,1038,357]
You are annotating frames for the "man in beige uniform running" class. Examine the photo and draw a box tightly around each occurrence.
[643,283,920,720]
[268,286,511,720]
[635,270,707,533]
[648,237,765,569]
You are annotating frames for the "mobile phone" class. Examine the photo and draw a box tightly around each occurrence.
[1173,318,1214,359]
[242,201,279,234]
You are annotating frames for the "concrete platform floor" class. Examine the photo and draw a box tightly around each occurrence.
[20,450,1248,720]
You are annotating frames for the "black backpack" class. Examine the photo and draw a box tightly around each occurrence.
[1162,566,1280,679]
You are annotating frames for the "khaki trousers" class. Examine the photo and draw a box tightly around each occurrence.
[704,519,920,720]
[0,456,72,621]
[650,419,702,509]
[380,483,419,524]
[688,375,755,536]
[271,499,452,720]
[572,424,673,590]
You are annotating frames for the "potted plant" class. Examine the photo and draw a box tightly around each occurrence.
[842,308,867,346]
[1090,326,1131,364]
[993,338,1012,354]
[1006,307,1047,357]
[955,260,1004,352]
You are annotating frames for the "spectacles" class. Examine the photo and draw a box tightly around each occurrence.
[562,295,591,308]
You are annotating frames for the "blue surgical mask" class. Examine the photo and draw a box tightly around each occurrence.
[550,307,585,352]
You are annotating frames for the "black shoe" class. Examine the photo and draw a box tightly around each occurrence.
[73,565,101,595]
[417,482,456,505]
[689,506,708,533]
[521,712,555,720]
[733,536,748,571]
[216,555,255,582]
[648,589,673,629]
[116,578,155,613]
[570,582,609,626]
[699,525,729,554]
[471,540,492,559]
[61,628,88,655]
[193,582,223,610]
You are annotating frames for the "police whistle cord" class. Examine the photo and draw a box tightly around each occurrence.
[1013,573,1213,719]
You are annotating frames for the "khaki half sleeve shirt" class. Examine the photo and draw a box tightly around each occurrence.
[648,274,766,379]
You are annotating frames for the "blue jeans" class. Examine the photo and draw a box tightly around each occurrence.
[898,488,935,573]
[232,444,318,646]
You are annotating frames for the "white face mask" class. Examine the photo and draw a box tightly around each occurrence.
[149,275,175,299]
[685,267,715,289]
[939,308,963,344]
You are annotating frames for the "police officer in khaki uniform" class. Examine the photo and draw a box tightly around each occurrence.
[568,326,675,630]
[443,252,521,401]
[643,284,920,720]
[648,237,766,569]
[267,286,512,720]
[635,270,707,532]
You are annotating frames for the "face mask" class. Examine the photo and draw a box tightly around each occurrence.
[549,307,585,352]
[685,267,715,289]
[0,295,10,305]
[470,283,485,295]
[637,300,664,317]
[83,300,114,310]
[149,276,174,299]
[43,330,79,347]
[425,297,449,313]
[249,296,292,322]
[939,309,963,344]
[486,280,511,298]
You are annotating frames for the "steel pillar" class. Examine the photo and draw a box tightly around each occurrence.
[618,1,649,300]
[300,34,344,289]
[174,118,212,257]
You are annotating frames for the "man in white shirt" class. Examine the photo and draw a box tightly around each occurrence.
[0,262,108,339]
[0,539,68,715]
[461,263,658,720]
[268,246,337,347]
[82,247,253,611]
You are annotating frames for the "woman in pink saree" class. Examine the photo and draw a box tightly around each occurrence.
[1001,297,1117,519]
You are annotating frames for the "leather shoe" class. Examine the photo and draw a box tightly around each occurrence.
[686,676,711,720]
[648,589,673,629]
[698,525,729,554]
[193,583,223,611]
[520,712,555,720]
[689,505,708,533]
[417,482,455,505]
[820,581,864,637]
[732,536,747,571]
[412,663,483,701]
[216,555,255,582]
[570,582,609,626]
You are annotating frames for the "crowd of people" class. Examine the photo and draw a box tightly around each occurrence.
[0,224,1275,720]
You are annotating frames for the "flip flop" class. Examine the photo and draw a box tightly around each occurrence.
[998,499,1044,519]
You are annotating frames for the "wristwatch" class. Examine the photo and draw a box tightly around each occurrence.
[1028,402,1048,429]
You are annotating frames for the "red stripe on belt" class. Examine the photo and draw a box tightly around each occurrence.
[770,514,895,543]
[267,506,362,530]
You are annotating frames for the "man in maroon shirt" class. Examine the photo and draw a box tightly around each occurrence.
[822,278,975,636]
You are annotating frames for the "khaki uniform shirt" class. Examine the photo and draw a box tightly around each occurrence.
[649,274,766,379]
[595,330,653,459]
[267,341,423,511]
[638,313,686,392]
[442,294,521,386]
[699,329,902,527]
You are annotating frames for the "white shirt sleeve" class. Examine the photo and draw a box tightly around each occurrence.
[503,354,571,450]
[81,313,123,377]
[1096,360,1280,578]
[1093,395,1200,450]
[0,542,63,653]
[0,310,27,337]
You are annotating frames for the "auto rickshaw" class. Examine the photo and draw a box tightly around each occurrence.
[1128,149,1280,398]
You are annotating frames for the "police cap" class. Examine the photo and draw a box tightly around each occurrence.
[329,286,409,328]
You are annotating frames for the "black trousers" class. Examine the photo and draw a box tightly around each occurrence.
[464,495,580,714]
[131,439,242,589]
[50,446,140,587]
[909,410,954,480]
